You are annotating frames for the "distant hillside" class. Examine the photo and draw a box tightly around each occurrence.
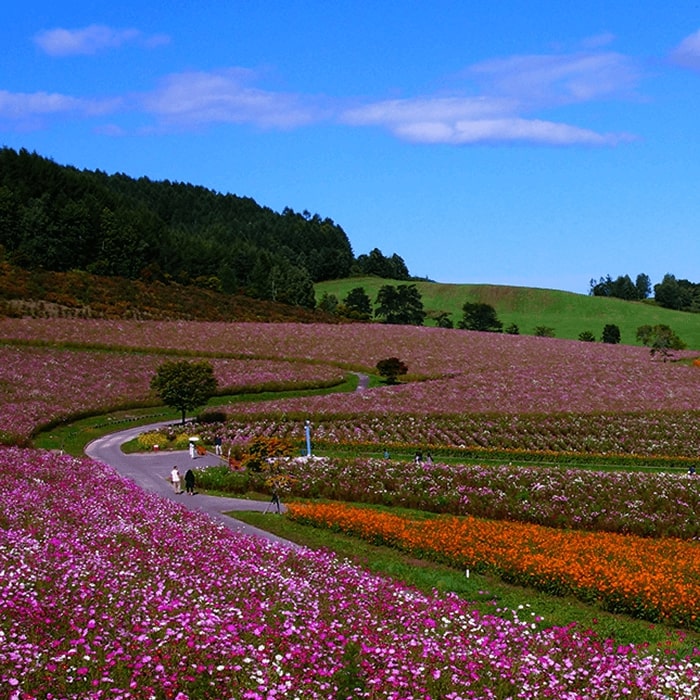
[0,263,341,323]
[0,147,417,312]
[0,148,357,310]
[315,277,700,349]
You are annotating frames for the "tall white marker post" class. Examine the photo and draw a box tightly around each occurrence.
[305,420,312,457]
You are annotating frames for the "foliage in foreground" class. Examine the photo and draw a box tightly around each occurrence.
[3,447,700,699]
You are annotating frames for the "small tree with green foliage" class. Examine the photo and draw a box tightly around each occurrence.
[504,323,520,335]
[534,326,556,338]
[459,302,502,332]
[602,324,621,344]
[376,357,408,385]
[375,284,425,325]
[318,292,339,315]
[578,330,596,342]
[636,324,686,360]
[341,287,372,320]
[150,360,218,424]
[430,310,453,328]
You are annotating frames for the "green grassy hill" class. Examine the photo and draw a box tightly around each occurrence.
[315,277,700,349]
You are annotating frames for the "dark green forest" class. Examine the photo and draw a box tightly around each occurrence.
[0,147,409,308]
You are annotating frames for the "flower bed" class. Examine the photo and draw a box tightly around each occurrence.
[218,410,700,460]
[199,455,700,539]
[3,318,700,415]
[3,446,700,699]
[0,345,344,442]
[287,501,700,630]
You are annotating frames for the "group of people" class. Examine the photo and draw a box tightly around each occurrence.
[188,436,223,459]
[170,466,195,495]
[175,434,225,494]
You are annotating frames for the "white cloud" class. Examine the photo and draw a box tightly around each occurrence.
[0,89,121,131]
[447,118,619,146]
[0,89,117,117]
[0,90,84,117]
[34,24,169,56]
[343,95,517,126]
[140,69,323,129]
[467,51,640,106]
[671,29,700,70]
[340,48,639,146]
[345,98,627,146]
[4,41,637,146]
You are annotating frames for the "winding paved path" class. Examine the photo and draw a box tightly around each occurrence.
[85,422,298,548]
[84,374,370,547]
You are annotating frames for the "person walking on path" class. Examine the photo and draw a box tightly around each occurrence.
[185,468,195,495]
[214,436,223,456]
[170,466,182,494]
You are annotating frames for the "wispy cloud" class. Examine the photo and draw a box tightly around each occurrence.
[140,68,325,130]
[34,24,169,56]
[343,98,621,146]
[7,33,638,145]
[341,49,638,146]
[0,89,119,127]
[670,29,700,70]
[467,51,639,106]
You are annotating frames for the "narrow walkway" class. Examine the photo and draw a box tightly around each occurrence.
[84,372,372,547]
[85,422,298,548]
[354,372,370,390]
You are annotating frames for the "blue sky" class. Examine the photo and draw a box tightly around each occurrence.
[3,1,700,293]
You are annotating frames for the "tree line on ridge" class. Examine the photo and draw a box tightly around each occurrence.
[0,147,409,309]
[590,272,700,312]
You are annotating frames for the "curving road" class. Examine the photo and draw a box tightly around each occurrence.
[85,421,298,548]
[84,374,370,548]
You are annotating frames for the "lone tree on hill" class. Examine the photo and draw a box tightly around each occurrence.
[636,324,686,360]
[376,357,408,385]
[602,324,621,344]
[150,360,218,424]
[458,302,503,332]
[342,286,373,320]
[374,284,426,325]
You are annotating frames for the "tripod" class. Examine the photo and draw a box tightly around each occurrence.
[263,489,281,514]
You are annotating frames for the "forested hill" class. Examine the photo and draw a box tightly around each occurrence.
[0,147,408,308]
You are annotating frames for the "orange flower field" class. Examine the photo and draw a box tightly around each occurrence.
[287,501,700,630]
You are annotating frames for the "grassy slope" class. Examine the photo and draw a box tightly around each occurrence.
[316,277,700,349]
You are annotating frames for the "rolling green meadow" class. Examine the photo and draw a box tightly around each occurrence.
[316,277,700,349]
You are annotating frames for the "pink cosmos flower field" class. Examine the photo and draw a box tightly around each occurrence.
[3,317,700,697]
[0,338,343,441]
[2,318,700,429]
[3,447,700,699]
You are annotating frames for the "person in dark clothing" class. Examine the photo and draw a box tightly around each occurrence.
[184,468,196,495]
